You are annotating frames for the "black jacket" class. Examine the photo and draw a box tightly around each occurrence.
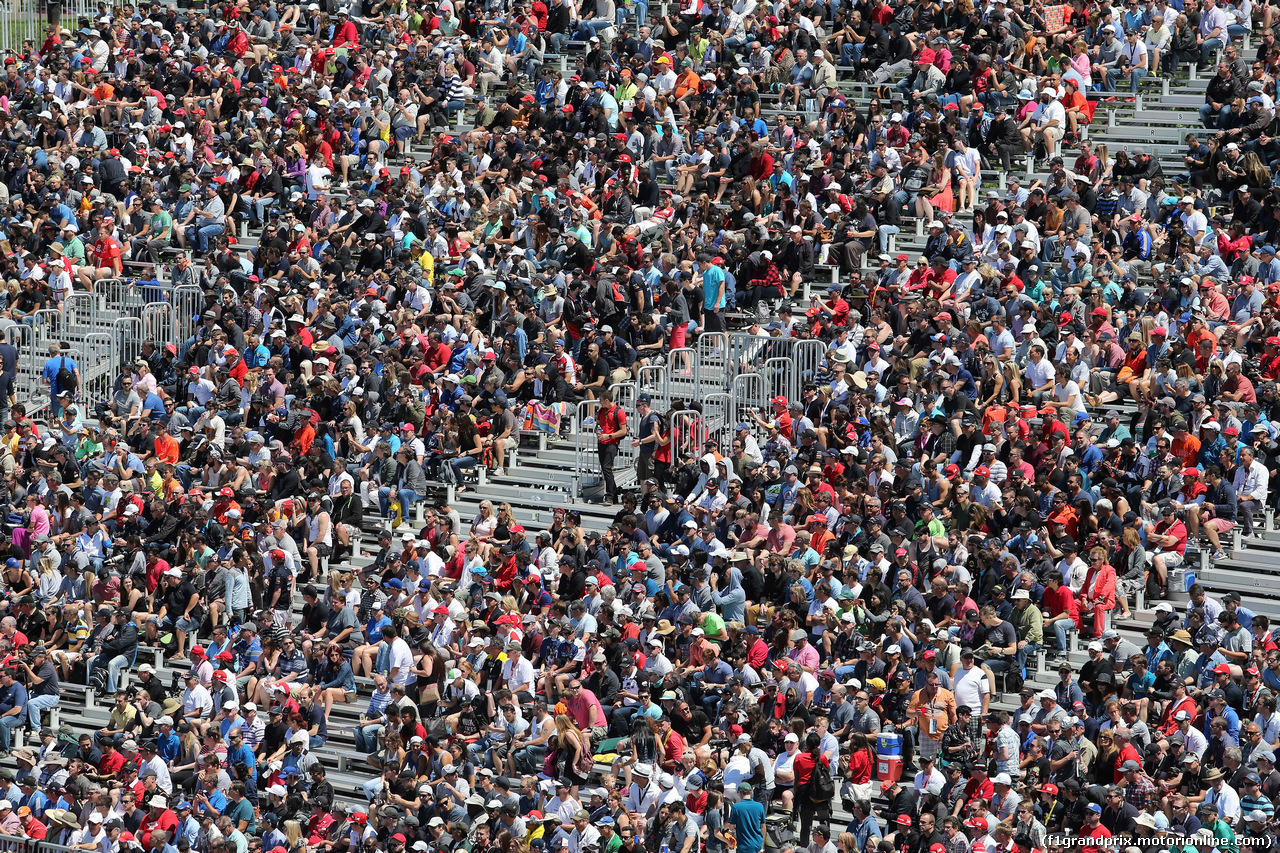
[101,622,139,660]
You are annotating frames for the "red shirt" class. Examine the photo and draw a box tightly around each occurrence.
[1043,584,1080,628]
[98,749,125,776]
[1080,823,1112,853]
[791,751,830,787]
[597,402,627,446]
[139,808,178,850]
[659,728,685,768]
[92,236,122,271]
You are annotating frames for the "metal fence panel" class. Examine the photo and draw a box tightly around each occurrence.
[64,291,96,338]
[636,364,669,413]
[794,339,829,392]
[5,324,39,404]
[763,356,794,404]
[172,284,204,351]
[143,303,175,348]
[667,348,698,407]
[703,392,734,455]
[696,331,729,400]
[572,399,599,502]
[113,317,144,372]
[670,408,707,463]
[82,332,116,416]
[0,2,45,53]
[610,381,638,493]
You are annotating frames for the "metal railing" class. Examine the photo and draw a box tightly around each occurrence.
[0,830,73,853]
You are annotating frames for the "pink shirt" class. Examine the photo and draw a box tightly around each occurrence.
[766,524,796,554]
[29,505,49,537]
[566,688,607,730]
[789,642,820,671]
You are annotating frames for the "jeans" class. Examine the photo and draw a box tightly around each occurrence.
[377,487,421,518]
[445,456,476,485]
[1201,102,1233,128]
[1200,37,1224,67]
[0,713,23,751]
[354,723,384,753]
[1015,642,1040,679]
[86,652,131,693]
[189,222,225,253]
[26,694,57,729]
[574,19,612,40]
[1105,66,1147,94]
[513,743,546,775]
[610,705,640,735]
[1052,619,1072,652]
[840,42,864,66]
[878,224,900,253]
[599,442,619,500]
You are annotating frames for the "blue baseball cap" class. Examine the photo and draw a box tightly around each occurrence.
[1086,803,1102,813]
[4,558,18,569]
[176,802,192,811]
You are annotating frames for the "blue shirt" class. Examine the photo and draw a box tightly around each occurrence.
[729,798,766,853]
[702,265,726,310]
[42,355,78,396]
[242,344,271,370]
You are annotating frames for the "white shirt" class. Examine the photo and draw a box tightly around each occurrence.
[953,664,991,712]
[1035,99,1066,128]
[182,684,213,718]
[387,636,414,685]
[1233,458,1269,502]
[1121,40,1148,69]
[503,655,536,693]
[1204,782,1242,822]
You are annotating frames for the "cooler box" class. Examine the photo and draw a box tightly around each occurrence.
[876,755,903,783]
[876,733,902,757]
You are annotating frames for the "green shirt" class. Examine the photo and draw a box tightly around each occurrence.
[64,236,86,265]
[150,210,173,240]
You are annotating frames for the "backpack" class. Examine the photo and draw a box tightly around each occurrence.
[807,754,835,804]
[56,356,77,394]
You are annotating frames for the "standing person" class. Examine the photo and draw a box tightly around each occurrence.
[729,782,766,853]
[792,731,832,846]
[596,390,628,506]
[41,344,79,420]
[634,394,667,486]
[697,253,727,334]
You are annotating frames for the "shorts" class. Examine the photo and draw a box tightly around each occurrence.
[1154,550,1184,568]
[312,542,333,558]
[1207,518,1235,533]
[1036,125,1064,147]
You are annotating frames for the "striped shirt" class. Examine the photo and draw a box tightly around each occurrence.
[365,686,395,722]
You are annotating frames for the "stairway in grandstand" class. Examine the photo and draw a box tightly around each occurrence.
[7,19,1269,826]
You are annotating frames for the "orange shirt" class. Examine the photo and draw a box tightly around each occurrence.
[153,431,179,464]
[673,70,701,99]
[1170,433,1201,468]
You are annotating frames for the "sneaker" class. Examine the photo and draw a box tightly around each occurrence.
[492,467,504,477]
[1211,550,1227,560]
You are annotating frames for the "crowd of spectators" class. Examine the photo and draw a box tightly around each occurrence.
[0,3,1275,853]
